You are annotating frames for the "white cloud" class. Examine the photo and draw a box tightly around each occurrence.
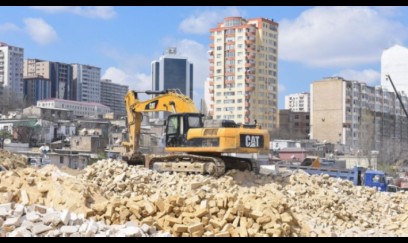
[30,6,116,19]
[333,69,380,84]
[0,23,20,32]
[278,83,287,93]
[23,18,58,45]
[279,6,408,67]
[175,39,209,91]
[102,67,151,91]
[179,7,243,34]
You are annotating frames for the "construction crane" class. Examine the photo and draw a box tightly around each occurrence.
[121,89,270,176]
[386,74,408,120]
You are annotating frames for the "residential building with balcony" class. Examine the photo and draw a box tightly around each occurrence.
[208,17,279,132]
[311,77,408,155]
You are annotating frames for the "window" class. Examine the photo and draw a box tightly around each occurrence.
[216,46,222,51]
[167,116,178,134]
[216,62,222,66]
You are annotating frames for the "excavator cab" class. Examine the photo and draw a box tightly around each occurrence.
[165,113,204,147]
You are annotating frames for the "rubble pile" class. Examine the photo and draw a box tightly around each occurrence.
[0,165,106,214]
[284,171,408,236]
[0,203,170,237]
[0,149,27,170]
[1,157,408,237]
[80,160,300,237]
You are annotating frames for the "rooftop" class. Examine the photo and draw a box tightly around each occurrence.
[38,99,110,109]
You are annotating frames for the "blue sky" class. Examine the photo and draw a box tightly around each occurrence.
[1,6,407,108]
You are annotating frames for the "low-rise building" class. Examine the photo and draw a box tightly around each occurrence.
[278,109,310,139]
[70,135,107,154]
[23,106,73,121]
[37,98,110,118]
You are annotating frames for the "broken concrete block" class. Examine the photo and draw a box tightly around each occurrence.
[3,216,22,227]
[215,231,230,237]
[20,190,29,205]
[188,222,204,234]
[173,224,188,233]
[25,212,41,222]
[60,225,79,234]
[32,223,52,235]
[60,209,71,225]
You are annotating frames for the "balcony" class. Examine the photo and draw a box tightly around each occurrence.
[245,86,255,92]
[210,43,214,48]
[209,89,214,94]
[245,40,255,45]
[225,80,235,84]
[246,31,256,37]
[245,102,250,107]
[209,66,214,71]
[209,81,214,86]
[245,62,255,68]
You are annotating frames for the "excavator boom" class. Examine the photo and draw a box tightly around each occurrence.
[122,89,198,164]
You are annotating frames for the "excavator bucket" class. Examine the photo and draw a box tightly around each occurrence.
[122,151,146,166]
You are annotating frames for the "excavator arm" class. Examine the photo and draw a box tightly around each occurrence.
[122,89,198,164]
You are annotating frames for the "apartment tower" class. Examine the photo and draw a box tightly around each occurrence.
[72,64,101,103]
[311,77,408,154]
[208,17,279,132]
[0,42,24,110]
[24,59,74,100]
[100,79,129,117]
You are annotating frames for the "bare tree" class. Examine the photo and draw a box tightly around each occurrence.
[0,87,23,114]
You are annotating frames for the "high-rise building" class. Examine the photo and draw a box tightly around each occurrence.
[24,59,74,100]
[203,77,213,117]
[151,47,193,99]
[100,79,128,117]
[381,44,408,95]
[285,92,310,112]
[23,76,51,106]
[72,64,101,103]
[0,42,24,109]
[311,77,408,155]
[208,17,279,132]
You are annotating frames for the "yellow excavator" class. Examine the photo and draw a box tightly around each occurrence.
[121,89,270,176]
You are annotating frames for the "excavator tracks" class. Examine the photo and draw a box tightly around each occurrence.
[148,154,259,177]
[149,154,226,177]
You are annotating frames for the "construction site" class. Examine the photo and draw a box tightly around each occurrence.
[0,149,408,237]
